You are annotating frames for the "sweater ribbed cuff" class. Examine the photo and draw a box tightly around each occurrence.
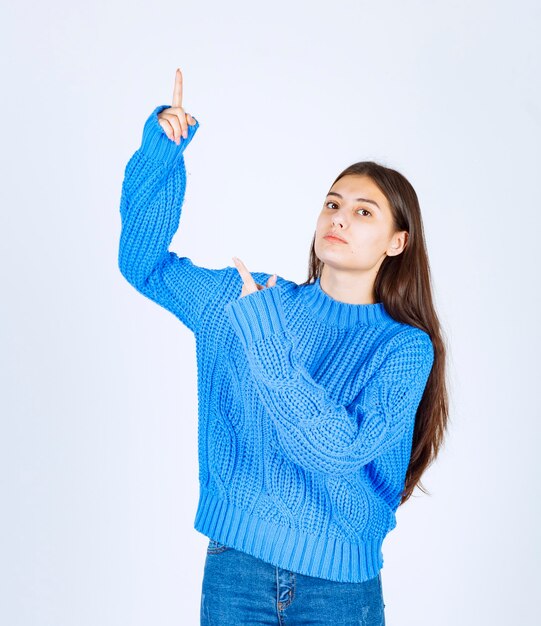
[225,285,287,347]
[139,104,200,165]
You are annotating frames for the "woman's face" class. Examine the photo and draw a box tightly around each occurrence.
[315,174,407,274]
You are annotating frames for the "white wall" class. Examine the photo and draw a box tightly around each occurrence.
[1,0,539,624]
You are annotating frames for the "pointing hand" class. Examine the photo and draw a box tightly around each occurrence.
[157,68,197,145]
[232,257,277,298]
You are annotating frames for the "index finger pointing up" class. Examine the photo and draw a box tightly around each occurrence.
[172,68,183,108]
[232,257,254,284]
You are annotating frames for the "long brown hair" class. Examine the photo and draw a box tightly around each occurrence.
[301,161,450,505]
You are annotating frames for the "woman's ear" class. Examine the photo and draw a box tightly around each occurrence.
[388,231,408,256]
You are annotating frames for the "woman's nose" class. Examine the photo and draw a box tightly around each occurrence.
[332,214,346,227]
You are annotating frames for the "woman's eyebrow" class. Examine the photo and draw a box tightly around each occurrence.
[326,191,381,211]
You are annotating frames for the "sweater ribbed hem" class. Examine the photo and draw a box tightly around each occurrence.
[193,486,384,583]
[224,284,286,347]
[139,104,200,165]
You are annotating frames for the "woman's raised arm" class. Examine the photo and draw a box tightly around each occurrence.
[118,68,229,333]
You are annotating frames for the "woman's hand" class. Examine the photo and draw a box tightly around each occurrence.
[232,257,277,298]
[157,68,197,145]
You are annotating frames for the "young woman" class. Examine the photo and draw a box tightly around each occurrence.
[118,68,449,626]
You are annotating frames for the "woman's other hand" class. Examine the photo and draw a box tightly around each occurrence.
[232,257,277,298]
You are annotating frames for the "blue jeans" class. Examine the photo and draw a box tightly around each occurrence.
[201,538,386,625]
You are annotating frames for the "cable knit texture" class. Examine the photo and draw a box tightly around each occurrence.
[118,104,435,583]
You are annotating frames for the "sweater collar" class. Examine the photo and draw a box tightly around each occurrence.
[300,276,392,328]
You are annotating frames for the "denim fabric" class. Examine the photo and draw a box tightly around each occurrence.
[201,539,386,625]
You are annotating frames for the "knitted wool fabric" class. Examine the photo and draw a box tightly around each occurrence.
[118,104,435,583]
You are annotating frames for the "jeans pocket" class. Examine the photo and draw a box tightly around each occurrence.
[206,538,231,555]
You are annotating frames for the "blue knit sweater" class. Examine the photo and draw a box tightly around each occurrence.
[118,104,435,583]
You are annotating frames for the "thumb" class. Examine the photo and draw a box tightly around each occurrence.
[267,274,277,287]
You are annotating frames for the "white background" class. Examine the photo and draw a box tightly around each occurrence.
[1,0,540,624]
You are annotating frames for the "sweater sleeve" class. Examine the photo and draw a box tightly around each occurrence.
[118,105,227,334]
[224,284,434,477]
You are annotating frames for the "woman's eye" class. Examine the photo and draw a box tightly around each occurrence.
[325,201,371,216]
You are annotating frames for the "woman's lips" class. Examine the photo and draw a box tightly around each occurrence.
[324,235,347,244]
